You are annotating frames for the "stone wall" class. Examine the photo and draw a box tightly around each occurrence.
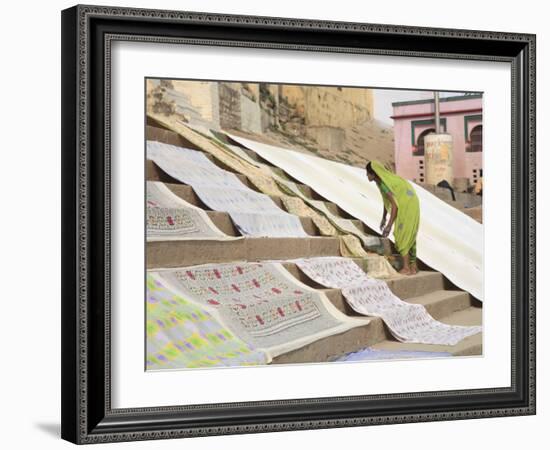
[218,83,241,131]
[279,85,374,130]
[240,94,262,133]
[148,80,375,144]
[171,81,219,124]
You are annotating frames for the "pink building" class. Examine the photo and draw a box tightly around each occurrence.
[392,94,483,188]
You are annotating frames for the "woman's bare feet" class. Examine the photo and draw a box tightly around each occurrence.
[410,263,418,275]
[400,254,411,275]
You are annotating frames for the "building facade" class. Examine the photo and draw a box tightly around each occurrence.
[392,94,483,189]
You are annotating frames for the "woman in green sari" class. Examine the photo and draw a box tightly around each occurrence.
[366,161,420,275]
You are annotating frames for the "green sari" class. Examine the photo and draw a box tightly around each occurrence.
[371,161,420,258]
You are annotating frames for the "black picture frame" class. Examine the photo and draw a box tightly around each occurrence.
[61,4,536,444]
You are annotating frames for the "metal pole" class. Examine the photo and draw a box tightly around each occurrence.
[434,91,440,134]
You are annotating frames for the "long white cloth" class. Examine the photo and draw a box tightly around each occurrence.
[228,134,483,301]
[151,261,369,359]
[292,257,481,346]
[146,181,237,241]
[147,141,307,238]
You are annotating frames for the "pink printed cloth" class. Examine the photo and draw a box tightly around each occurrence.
[151,261,368,358]
[293,257,481,346]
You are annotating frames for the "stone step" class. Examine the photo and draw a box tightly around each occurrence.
[146,132,375,227]
[146,159,252,190]
[164,184,380,242]
[147,159,334,221]
[147,124,333,199]
[370,306,482,357]
[273,306,482,364]
[272,318,389,364]
[405,289,474,319]
[147,237,341,269]
[149,178,391,250]
[205,210,319,236]
[163,181,285,211]
[321,201,357,220]
[146,124,483,363]
[147,160,335,220]
[282,262,446,300]
[146,124,203,151]
[320,289,472,321]
[385,271,446,298]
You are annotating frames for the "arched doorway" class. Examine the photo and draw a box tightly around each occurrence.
[414,128,434,156]
[469,125,483,152]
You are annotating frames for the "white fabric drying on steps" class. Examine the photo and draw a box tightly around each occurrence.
[227,134,483,301]
[147,141,307,238]
[146,181,238,241]
[292,257,481,346]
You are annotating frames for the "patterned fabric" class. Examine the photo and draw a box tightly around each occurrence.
[293,257,481,346]
[223,143,264,167]
[246,174,284,197]
[363,253,399,279]
[147,141,245,189]
[147,119,380,251]
[152,262,367,358]
[275,178,308,198]
[146,181,233,241]
[333,347,452,362]
[338,235,368,258]
[148,113,261,178]
[281,195,337,236]
[337,241,398,279]
[309,199,378,249]
[191,185,307,238]
[146,273,269,370]
[147,141,307,238]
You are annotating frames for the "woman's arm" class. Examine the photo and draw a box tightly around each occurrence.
[380,204,388,231]
[383,191,398,237]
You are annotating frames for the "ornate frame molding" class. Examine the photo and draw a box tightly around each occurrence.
[61,5,536,444]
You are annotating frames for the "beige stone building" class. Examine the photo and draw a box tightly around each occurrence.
[147,79,391,168]
[279,85,373,128]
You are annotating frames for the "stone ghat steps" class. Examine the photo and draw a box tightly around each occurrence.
[163,181,319,236]
[370,306,482,357]
[282,262,449,301]
[273,264,481,363]
[147,123,370,221]
[272,318,389,364]
[272,306,482,364]
[320,287,471,321]
[274,259,481,363]
[208,209,317,237]
[146,160,375,238]
[145,122,482,362]
[147,237,341,268]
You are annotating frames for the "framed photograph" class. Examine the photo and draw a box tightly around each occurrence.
[61,4,536,444]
